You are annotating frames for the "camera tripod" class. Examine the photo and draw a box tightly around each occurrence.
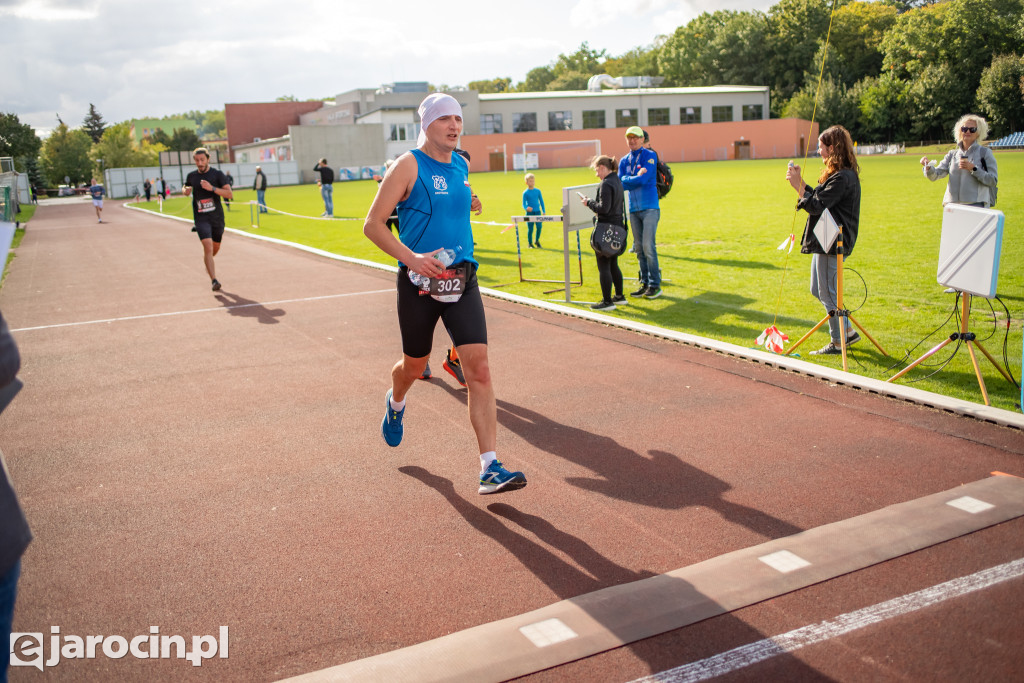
[786,239,887,371]
[887,291,1015,406]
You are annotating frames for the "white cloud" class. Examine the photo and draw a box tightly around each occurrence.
[0,0,775,134]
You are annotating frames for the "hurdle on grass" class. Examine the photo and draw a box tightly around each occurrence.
[495,183,601,303]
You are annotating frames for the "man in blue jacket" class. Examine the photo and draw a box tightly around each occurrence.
[618,126,661,298]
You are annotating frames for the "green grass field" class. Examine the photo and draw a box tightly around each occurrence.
[140,152,1023,412]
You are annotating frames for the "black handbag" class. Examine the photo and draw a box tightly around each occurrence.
[591,221,627,257]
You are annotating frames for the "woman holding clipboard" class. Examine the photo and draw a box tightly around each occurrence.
[786,125,862,356]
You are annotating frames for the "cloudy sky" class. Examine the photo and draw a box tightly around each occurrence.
[1,0,775,137]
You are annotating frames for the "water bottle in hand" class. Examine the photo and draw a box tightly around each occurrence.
[409,248,458,291]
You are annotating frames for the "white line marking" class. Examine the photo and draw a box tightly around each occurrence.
[10,290,393,332]
[520,618,579,648]
[947,496,995,514]
[628,558,1024,683]
[759,550,811,574]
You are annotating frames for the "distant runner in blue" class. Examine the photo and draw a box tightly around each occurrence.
[88,179,105,223]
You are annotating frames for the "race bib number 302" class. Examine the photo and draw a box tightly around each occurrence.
[426,264,468,303]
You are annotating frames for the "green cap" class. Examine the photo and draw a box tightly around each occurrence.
[625,126,644,138]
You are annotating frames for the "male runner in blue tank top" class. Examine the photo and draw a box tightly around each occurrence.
[363,93,527,495]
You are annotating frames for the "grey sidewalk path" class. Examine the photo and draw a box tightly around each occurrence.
[0,201,1021,682]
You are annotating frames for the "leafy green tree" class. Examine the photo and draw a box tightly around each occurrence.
[977,53,1024,136]
[602,40,664,80]
[517,66,555,92]
[40,121,93,186]
[0,112,42,171]
[82,104,107,143]
[170,127,201,151]
[855,73,911,141]
[782,76,860,136]
[550,42,606,82]
[904,62,973,140]
[148,129,171,147]
[659,11,741,86]
[91,122,150,169]
[467,77,512,94]
[546,70,591,91]
[767,0,839,108]
[829,1,899,87]
[200,110,226,139]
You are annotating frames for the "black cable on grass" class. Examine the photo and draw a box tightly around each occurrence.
[884,292,960,374]
[995,295,1022,390]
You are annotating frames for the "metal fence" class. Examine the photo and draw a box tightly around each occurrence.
[103,161,300,200]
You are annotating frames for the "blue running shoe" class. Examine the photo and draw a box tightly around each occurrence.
[381,389,404,447]
[478,460,527,495]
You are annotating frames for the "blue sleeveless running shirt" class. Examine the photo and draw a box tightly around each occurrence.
[396,149,477,267]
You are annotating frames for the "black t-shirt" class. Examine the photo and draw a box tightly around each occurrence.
[315,164,334,185]
[185,168,230,220]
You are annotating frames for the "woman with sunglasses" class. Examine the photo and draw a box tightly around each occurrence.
[920,114,998,208]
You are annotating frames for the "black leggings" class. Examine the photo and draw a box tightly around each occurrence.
[595,254,623,302]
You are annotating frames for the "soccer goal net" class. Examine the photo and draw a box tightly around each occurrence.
[518,140,601,170]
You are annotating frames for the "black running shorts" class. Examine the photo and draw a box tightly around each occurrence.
[396,264,487,359]
[194,214,225,242]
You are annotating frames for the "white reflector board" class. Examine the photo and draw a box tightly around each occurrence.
[562,184,600,229]
[813,208,840,252]
[937,204,1004,298]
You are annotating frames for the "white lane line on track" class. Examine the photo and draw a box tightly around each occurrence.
[628,557,1024,683]
[10,289,394,332]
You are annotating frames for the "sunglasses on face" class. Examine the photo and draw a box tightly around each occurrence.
[961,126,977,133]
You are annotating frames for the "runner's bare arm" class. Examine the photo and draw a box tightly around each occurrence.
[363,154,445,278]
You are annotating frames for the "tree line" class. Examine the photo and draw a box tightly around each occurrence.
[469,0,1024,143]
[0,107,225,190]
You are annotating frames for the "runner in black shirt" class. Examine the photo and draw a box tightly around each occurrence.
[182,147,233,291]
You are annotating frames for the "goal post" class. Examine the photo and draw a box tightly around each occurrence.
[518,140,602,170]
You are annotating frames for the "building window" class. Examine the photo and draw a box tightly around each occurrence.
[548,111,572,131]
[648,108,669,126]
[582,110,606,129]
[742,104,763,121]
[513,113,537,132]
[712,106,733,123]
[481,113,503,134]
[615,109,638,128]
[680,107,702,124]
[389,123,418,141]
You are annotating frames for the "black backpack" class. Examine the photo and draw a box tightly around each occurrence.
[652,149,674,198]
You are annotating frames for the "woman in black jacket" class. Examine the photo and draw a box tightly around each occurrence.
[581,155,626,311]
[786,125,861,355]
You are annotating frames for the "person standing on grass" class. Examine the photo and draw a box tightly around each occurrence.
[581,155,626,311]
[143,178,152,202]
[253,166,268,213]
[314,158,335,217]
[920,114,998,208]
[88,178,105,223]
[363,92,527,495]
[786,124,862,356]
[522,173,545,248]
[183,147,233,292]
[223,171,234,210]
[619,126,662,299]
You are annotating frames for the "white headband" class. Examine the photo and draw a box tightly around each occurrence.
[417,93,462,146]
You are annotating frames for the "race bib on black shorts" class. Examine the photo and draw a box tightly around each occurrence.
[423,264,468,303]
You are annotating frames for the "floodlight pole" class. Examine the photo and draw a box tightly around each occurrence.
[887,292,1015,406]
[786,236,887,371]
